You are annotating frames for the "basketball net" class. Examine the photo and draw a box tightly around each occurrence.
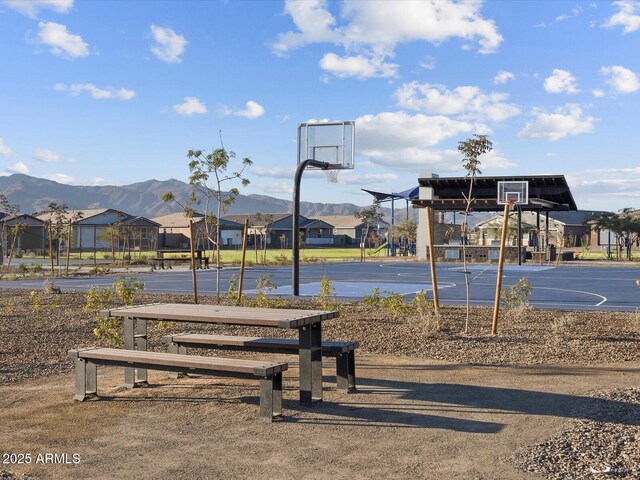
[325,169,340,183]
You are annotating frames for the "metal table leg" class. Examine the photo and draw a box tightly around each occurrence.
[123,317,148,388]
[298,322,322,404]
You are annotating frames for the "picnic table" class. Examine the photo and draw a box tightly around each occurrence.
[154,249,209,269]
[101,303,339,404]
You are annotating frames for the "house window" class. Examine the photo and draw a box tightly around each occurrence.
[317,228,323,238]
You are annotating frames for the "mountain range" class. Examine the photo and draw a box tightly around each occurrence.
[0,174,415,220]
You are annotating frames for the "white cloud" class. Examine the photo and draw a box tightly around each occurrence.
[259,181,293,194]
[150,25,188,64]
[395,82,520,122]
[518,104,595,141]
[37,21,88,59]
[350,111,496,171]
[219,100,265,119]
[275,0,502,54]
[537,6,582,27]
[600,65,640,93]
[273,0,502,81]
[592,89,605,97]
[43,173,74,184]
[0,137,12,156]
[543,69,580,94]
[54,83,135,100]
[172,97,207,116]
[602,0,640,33]
[493,70,515,85]
[420,55,436,70]
[2,0,73,18]
[319,52,398,79]
[33,148,62,162]
[6,162,29,174]
[251,166,294,179]
[340,172,398,184]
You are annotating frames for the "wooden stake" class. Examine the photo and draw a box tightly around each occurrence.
[237,219,249,303]
[48,222,54,277]
[492,202,511,335]
[425,207,440,314]
[189,219,198,304]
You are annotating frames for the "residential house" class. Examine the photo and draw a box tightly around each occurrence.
[224,213,309,249]
[152,212,244,249]
[1,213,47,255]
[36,208,159,253]
[475,210,609,248]
[311,215,390,246]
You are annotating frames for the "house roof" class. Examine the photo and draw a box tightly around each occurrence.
[151,212,205,228]
[121,216,161,227]
[223,213,292,226]
[413,175,578,212]
[311,215,390,229]
[303,219,335,230]
[1,213,44,225]
[35,208,116,223]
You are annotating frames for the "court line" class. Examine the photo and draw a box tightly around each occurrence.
[532,286,607,307]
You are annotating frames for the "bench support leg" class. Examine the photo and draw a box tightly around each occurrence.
[348,350,356,391]
[168,342,188,379]
[336,353,350,393]
[124,317,148,388]
[299,322,322,405]
[273,372,283,418]
[259,376,274,422]
[74,358,97,401]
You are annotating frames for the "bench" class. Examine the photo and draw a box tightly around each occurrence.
[152,257,209,269]
[68,347,287,422]
[163,334,358,393]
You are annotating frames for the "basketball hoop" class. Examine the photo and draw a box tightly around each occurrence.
[325,169,340,183]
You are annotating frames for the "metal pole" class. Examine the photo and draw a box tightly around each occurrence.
[237,219,249,303]
[391,197,395,256]
[425,207,440,315]
[293,159,329,296]
[492,203,511,335]
[189,220,198,304]
[517,205,522,266]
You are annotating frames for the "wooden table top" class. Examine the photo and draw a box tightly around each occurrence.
[100,303,339,328]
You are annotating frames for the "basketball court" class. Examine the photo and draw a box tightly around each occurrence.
[1,261,637,312]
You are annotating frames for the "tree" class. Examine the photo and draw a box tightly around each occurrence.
[164,147,252,300]
[395,219,417,254]
[594,208,640,261]
[354,200,383,261]
[6,222,27,269]
[0,194,19,268]
[458,134,493,333]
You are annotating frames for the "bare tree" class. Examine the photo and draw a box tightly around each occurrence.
[354,200,383,261]
[164,147,252,300]
[458,134,493,333]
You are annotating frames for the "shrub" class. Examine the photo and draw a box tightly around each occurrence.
[31,263,43,274]
[317,275,338,310]
[17,263,28,275]
[113,276,145,306]
[84,287,121,346]
[501,277,532,310]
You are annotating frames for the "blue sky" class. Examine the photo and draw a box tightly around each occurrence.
[0,0,639,212]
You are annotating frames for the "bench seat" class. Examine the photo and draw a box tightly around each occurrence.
[163,334,357,393]
[68,347,287,422]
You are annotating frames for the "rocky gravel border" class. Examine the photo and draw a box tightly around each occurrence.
[509,388,640,479]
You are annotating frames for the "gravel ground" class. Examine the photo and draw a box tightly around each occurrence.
[510,388,640,479]
[1,286,639,479]
[1,288,638,385]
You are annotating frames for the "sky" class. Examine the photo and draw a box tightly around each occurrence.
[0,0,639,213]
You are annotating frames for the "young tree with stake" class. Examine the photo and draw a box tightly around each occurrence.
[458,134,493,333]
[163,146,252,301]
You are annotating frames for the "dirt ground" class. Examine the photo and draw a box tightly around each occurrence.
[1,355,639,480]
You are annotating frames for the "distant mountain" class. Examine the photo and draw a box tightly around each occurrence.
[0,174,410,220]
